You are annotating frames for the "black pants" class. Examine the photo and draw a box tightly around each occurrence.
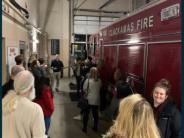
[100,85,108,111]
[82,105,99,131]
[76,76,81,97]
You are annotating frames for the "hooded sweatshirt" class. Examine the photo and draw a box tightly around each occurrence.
[3,90,46,138]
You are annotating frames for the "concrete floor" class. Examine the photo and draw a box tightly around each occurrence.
[49,77,112,138]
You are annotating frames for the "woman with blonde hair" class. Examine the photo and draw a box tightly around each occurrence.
[82,67,101,133]
[103,94,160,138]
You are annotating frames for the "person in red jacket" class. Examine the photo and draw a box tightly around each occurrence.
[34,77,54,136]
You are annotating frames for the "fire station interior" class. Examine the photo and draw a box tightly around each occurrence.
[2,0,182,138]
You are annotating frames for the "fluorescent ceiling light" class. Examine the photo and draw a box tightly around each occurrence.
[127,38,140,44]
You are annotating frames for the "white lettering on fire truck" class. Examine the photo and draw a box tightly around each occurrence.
[103,15,154,37]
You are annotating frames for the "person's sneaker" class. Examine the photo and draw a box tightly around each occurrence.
[73,115,81,120]
[46,135,50,138]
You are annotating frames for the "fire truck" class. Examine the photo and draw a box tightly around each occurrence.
[89,0,181,107]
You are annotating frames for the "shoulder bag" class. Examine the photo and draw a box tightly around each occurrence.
[77,78,90,110]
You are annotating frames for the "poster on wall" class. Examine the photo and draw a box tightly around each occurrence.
[7,47,19,75]
[51,39,60,55]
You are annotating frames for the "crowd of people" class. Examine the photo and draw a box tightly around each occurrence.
[71,56,181,138]
[2,54,61,138]
[2,54,181,138]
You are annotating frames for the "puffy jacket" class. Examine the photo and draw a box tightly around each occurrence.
[153,99,181,138]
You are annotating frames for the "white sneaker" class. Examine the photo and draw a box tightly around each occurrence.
[73,114,81,120]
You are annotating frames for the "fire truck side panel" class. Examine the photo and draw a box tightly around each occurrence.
[146,42,181,106]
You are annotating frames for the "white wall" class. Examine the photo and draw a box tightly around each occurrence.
[3,17,28,46]
[74,16,118,34]
[2,16,29,84]
[45,0,63,39]
[43,0,70,76]
[38,0,48,28]
[27,0,39,26]
[2,0,39,83]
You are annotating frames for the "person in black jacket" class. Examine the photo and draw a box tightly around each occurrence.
[30,60,43,79]
[38,58,48,77]
[2,65,24,98]
[105,69,132,119]
[51,55,64,91]
[151,79,181,138]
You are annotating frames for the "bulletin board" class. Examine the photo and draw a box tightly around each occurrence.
[7,47,19,75]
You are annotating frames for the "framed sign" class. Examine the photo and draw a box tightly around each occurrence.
[51,39,60,55]
[7,47,19,74]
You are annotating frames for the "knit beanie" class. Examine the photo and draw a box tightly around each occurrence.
[14,70,34,95]
[3,71,35,114]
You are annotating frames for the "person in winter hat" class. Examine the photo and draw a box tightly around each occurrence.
[3,70,46,138]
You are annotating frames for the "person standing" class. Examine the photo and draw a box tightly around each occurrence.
[51,55,64,91]
[3,70,46,138]
[30,60,43,79]
[2,65,25,98]
[34,77,54,136]
[38,58,48,77]
[15,55,23,66]
[84,56,94,75]
[82,67,101,133]
[103,94,160,138]
[74,57,83,97]
[151,79,181,138]
[106,68,132,119]
[15,54,27,69]
[28,54,37,70]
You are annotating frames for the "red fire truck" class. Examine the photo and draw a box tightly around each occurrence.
[89,0,181,107]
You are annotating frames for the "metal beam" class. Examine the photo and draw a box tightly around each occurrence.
[74,8,127,14]
[43,0,56,31]
[74,14,120,18]
[74,19,114,22]
[37,0,41,27]
[76,0,88,10]
[99,0,117,9]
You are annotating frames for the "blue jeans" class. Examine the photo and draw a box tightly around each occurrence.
[44,117,51,135]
